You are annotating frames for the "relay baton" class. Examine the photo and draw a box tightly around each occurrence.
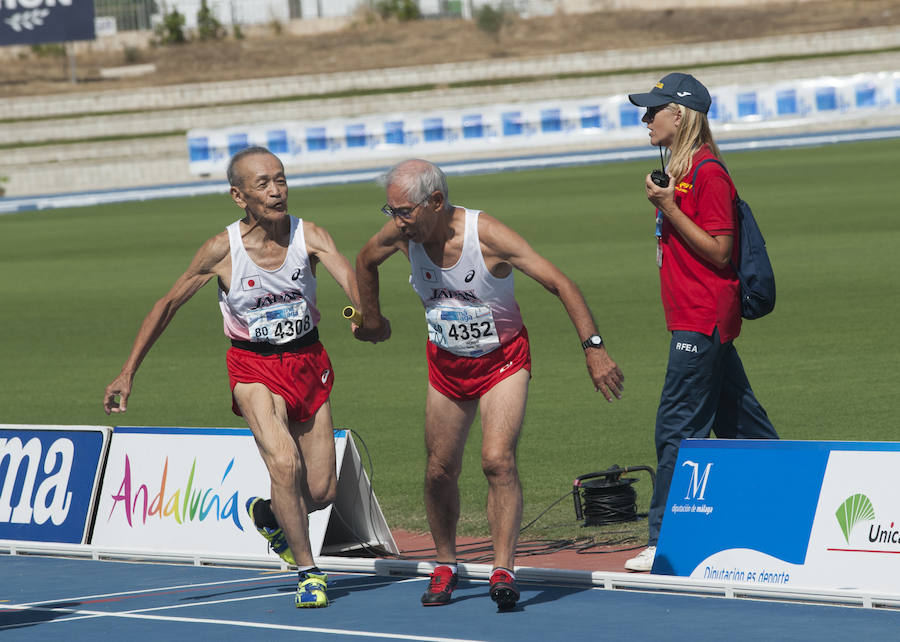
[342,305,363,325]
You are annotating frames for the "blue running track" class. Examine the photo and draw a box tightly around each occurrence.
[2,556,899,641]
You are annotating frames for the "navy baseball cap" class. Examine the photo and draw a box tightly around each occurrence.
[629,73,711,114]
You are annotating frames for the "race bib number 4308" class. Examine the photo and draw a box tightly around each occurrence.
[426,305,500,357]
[248,300,312,344]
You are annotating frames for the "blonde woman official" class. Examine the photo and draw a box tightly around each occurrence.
[624,74,778,573]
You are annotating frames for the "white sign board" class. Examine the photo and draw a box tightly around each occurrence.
[91,427,396,560]
[656,440,900,595]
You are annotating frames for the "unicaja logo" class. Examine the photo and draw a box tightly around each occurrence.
[834,493,875,544]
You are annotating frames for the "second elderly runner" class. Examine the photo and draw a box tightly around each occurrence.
[354,158,624,610]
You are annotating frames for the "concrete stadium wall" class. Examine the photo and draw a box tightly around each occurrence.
[2,26,898,122]
[561,0,821,9]
[5,50,900,146]
[0,16,351,60]
[3,27,900,197]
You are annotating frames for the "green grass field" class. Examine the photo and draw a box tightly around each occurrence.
[2,139,898,546]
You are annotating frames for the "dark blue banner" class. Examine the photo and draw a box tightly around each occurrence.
[0,0,95,46]
[0,427,107,544]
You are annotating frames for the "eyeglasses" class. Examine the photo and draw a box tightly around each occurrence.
[642,105,667,123]
[381,196,429,220]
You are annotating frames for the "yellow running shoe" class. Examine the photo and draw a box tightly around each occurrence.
[295,570,328,608]
[246,497,295,566]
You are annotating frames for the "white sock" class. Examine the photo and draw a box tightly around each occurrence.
[437,563,458,575]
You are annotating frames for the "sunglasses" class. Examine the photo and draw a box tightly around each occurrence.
[642,105,668,123]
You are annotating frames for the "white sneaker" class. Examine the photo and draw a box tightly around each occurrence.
[624,546,656,572]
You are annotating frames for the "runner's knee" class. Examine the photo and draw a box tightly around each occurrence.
[481,450,517,481]
[266,452,303,488]
[425,456,461,486]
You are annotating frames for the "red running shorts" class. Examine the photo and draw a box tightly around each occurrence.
[226,342,334,424]
[426,327,531,401]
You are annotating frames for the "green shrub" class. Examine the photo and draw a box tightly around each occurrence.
[30,43,66,57]
[476,5,505,36]
[156,8,186,44]
[376,0,421,21]
[196,0,225,40]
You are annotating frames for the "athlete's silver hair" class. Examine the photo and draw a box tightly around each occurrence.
[379,159,449,204]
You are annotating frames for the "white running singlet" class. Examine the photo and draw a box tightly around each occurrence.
[409,208,523,357]
[218,216,321,344]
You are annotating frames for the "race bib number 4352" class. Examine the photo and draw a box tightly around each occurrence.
[248,300,312,344]
[426,305,500,357]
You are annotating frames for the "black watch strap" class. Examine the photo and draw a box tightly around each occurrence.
[582,334,604,350]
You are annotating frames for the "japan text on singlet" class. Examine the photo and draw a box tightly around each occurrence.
[409,209,523,357]
[218,216,321,344]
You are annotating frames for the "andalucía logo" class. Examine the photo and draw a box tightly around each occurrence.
[107,455,245,531]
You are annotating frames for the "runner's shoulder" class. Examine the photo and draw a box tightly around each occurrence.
[193,229,231,273]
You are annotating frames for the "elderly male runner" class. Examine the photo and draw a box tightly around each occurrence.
[102,146,360,608]
[354,159,624,610]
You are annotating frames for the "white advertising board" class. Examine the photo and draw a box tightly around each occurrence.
[91,427,396,560]
[656,440,900,595]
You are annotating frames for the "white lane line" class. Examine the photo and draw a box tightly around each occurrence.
[3,578,407,627]
[60,578,408,619]
[0,603,486,642]
[10,572,298,608]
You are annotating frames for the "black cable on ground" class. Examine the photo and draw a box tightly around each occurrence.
[580,482,638,526]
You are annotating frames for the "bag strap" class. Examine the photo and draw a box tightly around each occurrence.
[690,157,741,209]
[689,158,742,277]
[690,157,730,190]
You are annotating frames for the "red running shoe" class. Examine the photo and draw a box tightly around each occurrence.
[489,568,519,610]
[421,565,458,606]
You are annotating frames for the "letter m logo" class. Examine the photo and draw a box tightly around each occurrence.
[682,460,713,500]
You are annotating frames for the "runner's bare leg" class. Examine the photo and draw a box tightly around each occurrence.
[423,385,478,563]
[234,382,327,566]
[478,369,528,571]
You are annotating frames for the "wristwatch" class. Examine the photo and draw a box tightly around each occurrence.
[582,334,604,350]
